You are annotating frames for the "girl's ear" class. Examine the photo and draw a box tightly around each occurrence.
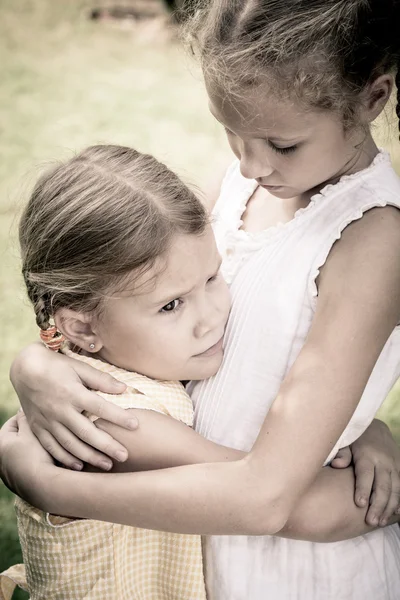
[362,74,394,122]
[54,308,103,353]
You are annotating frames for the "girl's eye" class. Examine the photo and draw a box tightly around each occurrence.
[268,142,298,155]
[160,299,182,314]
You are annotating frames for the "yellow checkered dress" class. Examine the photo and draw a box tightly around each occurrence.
[0,349,206,600]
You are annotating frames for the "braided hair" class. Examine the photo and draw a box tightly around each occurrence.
[23,270,51,331]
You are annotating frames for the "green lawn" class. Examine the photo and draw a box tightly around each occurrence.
[0,1,399,596]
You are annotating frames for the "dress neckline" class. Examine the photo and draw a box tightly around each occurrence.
[233,150,390,242]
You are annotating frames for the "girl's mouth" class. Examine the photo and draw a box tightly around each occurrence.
[260,184,283,191]
[195,336,224,358]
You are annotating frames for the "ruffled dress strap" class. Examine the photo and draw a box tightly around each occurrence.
[306,150,400,302]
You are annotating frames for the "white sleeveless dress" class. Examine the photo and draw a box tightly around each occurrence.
[189,151,400,600]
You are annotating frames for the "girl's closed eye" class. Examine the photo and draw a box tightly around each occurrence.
[268,141,298,155]
[160,298,183,314]
[222,123,297,156]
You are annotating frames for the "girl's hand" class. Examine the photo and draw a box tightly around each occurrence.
[10,343,138,471]
[0,413,53,506]
[347,419,400,526]
[330,445,353,469]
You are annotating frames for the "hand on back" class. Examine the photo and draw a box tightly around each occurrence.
[331,420,400,526]
[10,342,137,470]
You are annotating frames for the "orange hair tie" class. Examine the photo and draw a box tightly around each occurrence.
[40,326,65,352]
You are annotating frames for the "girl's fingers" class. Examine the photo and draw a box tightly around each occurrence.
[70,359,127,395]
[378,470,400,526]
[76,390,138,434]
[70,384,139,430]
[330,446,352,469]
[365,467,392,526]
[35,429,83,471]
[50,420,116,471]
[56,409,128,466]
[353,457,375,508]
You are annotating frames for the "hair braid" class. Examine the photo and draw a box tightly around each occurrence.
[23,270,51,330]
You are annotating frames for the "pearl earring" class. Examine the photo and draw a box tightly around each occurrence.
[89,343,95,350]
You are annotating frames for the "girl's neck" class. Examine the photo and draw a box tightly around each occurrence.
[302,135,379,205]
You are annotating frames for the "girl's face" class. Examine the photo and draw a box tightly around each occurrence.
[92,225,231,381]
[207,83,375,200]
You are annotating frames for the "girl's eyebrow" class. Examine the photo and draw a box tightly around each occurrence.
[152,284,197,307]
[210,105,304,143]
[151,258,223,307]
[268,135,303,143]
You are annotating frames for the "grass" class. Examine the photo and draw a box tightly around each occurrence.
[0,1,399,596]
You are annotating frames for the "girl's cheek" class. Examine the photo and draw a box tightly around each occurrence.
[219,284,231,321]
[226,133,240,159]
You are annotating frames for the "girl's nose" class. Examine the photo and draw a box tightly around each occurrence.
[194,316,216,340]
[239,144,273,181]
[194,299,221,339]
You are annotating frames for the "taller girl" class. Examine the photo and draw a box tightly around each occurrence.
[3,1,400,599]
[187,1,400,597]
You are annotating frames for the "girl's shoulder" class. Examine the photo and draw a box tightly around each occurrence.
[309,150,398,253]
[309,151,400,301]
[317,151,400,210]
[61,346,193,424]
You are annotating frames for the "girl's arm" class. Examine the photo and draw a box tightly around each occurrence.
[5,207,400,535]
[93,409,244,471]
[9,350,400,534]
[2,411,398,543]
[93,411,400,541]
[281,464,400,542]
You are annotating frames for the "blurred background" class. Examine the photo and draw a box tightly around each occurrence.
[0,2,399,597]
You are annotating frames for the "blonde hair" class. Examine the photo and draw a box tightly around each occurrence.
[20,145,208,330]
[186,0,400,132]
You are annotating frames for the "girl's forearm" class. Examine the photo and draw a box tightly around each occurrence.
[38,458,286,535]
[92,418,364,541]
[90,416,399,541]
[37,456,400,539]
[280,466,382,542]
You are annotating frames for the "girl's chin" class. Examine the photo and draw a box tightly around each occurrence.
[188,351,224,381]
